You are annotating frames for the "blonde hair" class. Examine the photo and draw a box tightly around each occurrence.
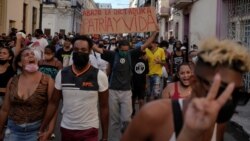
[198,38,250,72]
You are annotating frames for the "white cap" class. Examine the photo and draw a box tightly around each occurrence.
[16,32,26,39]
[181,46,186,50]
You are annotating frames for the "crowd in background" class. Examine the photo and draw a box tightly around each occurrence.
[0,27,248,141]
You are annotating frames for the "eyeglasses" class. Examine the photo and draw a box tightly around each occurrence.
[196,75,250,106]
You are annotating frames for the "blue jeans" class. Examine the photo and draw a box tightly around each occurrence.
[4,119,41,141]
[147,75,161,98]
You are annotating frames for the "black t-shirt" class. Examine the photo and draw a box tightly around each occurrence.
[0,66,16,96]
[101,48,141,90]
[55,48,73,63]
[172,51,185,73]
[131,56,149,87]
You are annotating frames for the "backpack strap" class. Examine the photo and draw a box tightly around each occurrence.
[172,100,183,138]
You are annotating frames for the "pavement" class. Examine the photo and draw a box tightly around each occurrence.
[52,101,250,141]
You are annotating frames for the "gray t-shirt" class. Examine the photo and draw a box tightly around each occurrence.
[101,48,141,90]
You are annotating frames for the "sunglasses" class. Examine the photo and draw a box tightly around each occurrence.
[196,75,250,106]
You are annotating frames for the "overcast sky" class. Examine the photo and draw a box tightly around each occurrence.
[94,0,129,9]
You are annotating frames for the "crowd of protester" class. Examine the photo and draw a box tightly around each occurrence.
[0,27,249,141]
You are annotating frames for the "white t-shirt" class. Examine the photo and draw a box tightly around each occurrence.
[29,37,48,60]
[69,52,108,73]
[89,51,108,73]
[55,68,109,130]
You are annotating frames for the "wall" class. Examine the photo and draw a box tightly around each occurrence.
[42,8,73,35]
[189,0,217,46]
[172,9,184,41]
[6,0,23,32]
[24,0,41,34]
[42,12,57,35]
[217,0,229,40]
[1,0,40,34]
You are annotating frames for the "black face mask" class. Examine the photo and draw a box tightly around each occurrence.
[99,44,104,48]
[197,75,238,123]
[0,59,8,65]
[216,87,237,123]
[72,52,89,70]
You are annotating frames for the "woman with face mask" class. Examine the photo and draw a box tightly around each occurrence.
[0,48,56,141]
[121,38,250,141]
[0,47,15,107]
[162,63,192,99]
[39,45,63,79]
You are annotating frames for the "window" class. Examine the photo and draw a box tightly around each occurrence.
[9,20,16,29]
[60,29,65,35]
[23,3,27,31]
[44,28,51,36]
[32,7,37,33]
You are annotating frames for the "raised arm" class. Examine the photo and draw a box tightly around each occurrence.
[14,33,24,56]
[141,32,158,51]
[92,44,104,54]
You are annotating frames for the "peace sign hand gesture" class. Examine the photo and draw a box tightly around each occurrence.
[177,74,235,141]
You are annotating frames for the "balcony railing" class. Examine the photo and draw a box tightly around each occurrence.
[170,0,193,9]
[43,0,57,5]
[157,0,170,17]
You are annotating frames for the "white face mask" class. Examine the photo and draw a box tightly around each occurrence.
[192,56,198,63]
[24,64,39,73]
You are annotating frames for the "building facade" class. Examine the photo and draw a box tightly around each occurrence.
[169,0,250,137]
[0,0,41,34]
[83,0,98,9]
[136,0,170,40]
[96,3,112,9]
[42,0,97,36]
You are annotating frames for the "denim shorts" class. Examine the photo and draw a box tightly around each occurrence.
[4,119,41,141]
[147,75,161,98]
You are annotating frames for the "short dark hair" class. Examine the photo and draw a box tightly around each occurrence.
[35,29,43,35]
[172,62,192,82]
[118,40,130,48]
[14,48,31,69]
[0,46,14,64]
[159,40,169,48]
[45,45,56,53]
[72,35,93,49]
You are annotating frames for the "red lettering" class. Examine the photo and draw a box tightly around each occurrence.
[99,18,105,32]
[83,9,102,16]
[134,15,138,31]
[139,8,146,14]
[95,19,99,32]
[147,7,152,14]
[88,19,95,32]
[105,10,111,15]
[147,14,157,30]
[106,18,114,32]
[122,16,135,31]
[139,16,147,31]
[113,17,121,31]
